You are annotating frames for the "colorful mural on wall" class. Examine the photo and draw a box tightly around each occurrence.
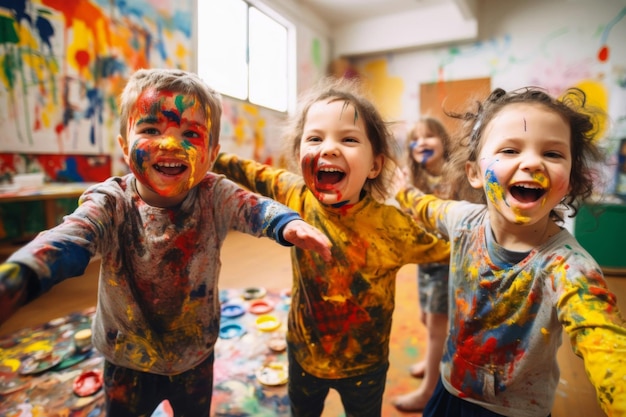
[0,0,193,158]
[354,3,626,198]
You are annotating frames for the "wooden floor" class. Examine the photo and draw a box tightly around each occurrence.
[1,230,624,416]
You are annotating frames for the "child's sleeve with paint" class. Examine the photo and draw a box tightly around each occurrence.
[396,190,451,237]
[556,262,626,415]
[211,174,300,246]
[5,182,112,294]
[212,153,300,204]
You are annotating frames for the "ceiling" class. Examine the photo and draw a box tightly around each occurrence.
[298,0,470,26]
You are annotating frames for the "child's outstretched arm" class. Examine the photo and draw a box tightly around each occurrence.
[0,262,39,326]
[281,219,332,262]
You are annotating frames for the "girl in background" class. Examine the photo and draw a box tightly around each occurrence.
[393,116,453,412]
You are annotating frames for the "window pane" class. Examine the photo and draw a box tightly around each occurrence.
[249,7,287,112]
[197,0,248,100]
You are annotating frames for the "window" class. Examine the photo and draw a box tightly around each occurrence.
[197,0,291,113]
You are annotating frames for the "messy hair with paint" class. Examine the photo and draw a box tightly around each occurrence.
[283,76,399,202]
[405,116,452,195]
[442,86,605,222]
[118,68,222,148]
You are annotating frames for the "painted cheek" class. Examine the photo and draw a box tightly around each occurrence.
[483,165,507,208]
[301,152,319,193]
[129,141,152,175]
[182,140,210,189]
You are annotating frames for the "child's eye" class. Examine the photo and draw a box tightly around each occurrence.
[343,137,359,143]
[140,127,160,135]
[306,136,322,143]
[184,130,201,139]
[500,148,518,154]
[545,151,564,158]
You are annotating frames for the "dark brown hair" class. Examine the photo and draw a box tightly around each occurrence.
[442,86,605,221]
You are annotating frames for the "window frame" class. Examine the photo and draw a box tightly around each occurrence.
[194,0,296,114]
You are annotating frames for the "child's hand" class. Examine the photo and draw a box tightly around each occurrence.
[282,220,332,262]
[0,262,33,326]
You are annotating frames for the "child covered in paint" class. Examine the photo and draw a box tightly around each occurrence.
[393,116,454,412]
[397,87,626,416]
[212,77,450,417]
[0,68,332,416]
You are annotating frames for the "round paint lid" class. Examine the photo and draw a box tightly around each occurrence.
[256,362,288,386]
[242,287,267,300]
[73,369,103,397]
[221,303,245,319]
[255,314,281,332]
[219,322,246,339]
[248,299,274,315]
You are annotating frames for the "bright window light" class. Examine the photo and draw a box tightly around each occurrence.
[197,0,290,112]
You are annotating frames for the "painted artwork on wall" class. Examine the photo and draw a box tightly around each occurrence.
[0,0,194,156]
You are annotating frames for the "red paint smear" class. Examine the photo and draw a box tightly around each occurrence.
[598,45,609,62]
[42,0,112,48]
[75,49,90,70]
[301,152,322,199]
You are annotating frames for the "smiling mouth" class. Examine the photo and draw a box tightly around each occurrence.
[317,167,345,186]
[154,162,187,176]
[509,184,546,203]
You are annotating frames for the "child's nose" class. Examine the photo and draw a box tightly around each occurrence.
[321,140,339,156]
[520,153,544,171]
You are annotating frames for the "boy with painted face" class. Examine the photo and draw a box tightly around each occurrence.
[0,68,331,416]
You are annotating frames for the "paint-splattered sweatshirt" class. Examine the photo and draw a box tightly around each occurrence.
[213,153,450,379]
[8,174,302,375]
[396,191,626,417]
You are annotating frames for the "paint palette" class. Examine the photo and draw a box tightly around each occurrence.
[19,351,64,375]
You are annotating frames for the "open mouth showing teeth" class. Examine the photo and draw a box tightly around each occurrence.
[509,184,546,203]
[317,167,345,185]
[154,162,187,176]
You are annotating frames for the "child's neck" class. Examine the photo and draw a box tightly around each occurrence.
[489,216,560,252]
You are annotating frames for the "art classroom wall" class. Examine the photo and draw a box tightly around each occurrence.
[0,0,195,177]
[0,0,331,179]
[352,0,626,196]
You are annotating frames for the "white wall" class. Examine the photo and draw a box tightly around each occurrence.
[351,0,626,197]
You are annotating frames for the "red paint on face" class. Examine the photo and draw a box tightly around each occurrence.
[300,151,346,204]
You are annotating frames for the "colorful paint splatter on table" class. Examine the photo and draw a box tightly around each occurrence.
[0,289,293,416]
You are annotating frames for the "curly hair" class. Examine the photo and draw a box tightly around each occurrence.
[442,86,605,221]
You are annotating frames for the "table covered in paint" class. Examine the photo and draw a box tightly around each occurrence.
[0,288,292,416]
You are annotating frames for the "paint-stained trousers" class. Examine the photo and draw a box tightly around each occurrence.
[103,352,214,416]
[288,350,389,417]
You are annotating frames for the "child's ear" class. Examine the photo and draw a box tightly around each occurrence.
[209,143,221,166]
[368,155,384,179]
[466,161,483,189]
[117,135,130,164]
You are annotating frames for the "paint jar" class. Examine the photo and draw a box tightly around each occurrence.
[73,328,93,353]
